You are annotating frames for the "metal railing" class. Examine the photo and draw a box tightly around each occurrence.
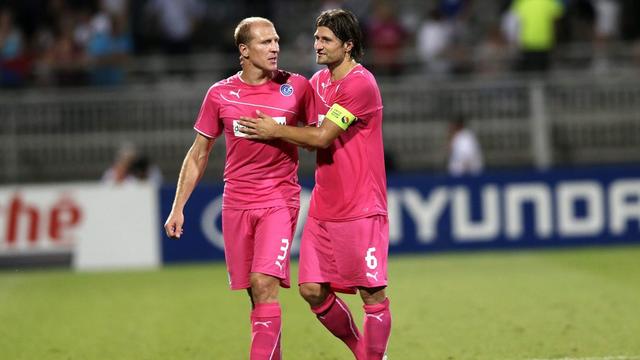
[2,73,640,184]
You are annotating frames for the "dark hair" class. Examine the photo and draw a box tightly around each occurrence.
[234,17,273,47]
[128,156,151,179]
[451,114,466,129]
[316,9,364,62]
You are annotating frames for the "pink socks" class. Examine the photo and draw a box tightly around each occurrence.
[312,292,365,359]
[363,298,391,360]
[250,303,282,360]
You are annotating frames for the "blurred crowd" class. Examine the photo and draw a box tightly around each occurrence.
[2,0,640,88]
[0,0,217,88]
[1,0,133,87]
[354,0,640,77]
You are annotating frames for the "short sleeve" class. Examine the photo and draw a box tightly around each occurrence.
[332,77,379,119]
[193,86,222,138]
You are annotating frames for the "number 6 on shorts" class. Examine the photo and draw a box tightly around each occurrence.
[365,247,378,270]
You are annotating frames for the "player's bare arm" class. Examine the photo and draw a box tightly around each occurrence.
[239,110,344,149]
[164,133,215,239]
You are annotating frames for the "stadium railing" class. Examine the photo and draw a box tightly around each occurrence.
[1,73,640,184]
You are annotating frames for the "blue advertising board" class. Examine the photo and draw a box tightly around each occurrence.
[160,166,640,263]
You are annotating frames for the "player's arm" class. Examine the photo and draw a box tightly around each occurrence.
[164,133,215,239]
[239,104,356,148]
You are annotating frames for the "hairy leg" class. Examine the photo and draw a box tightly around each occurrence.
[249,273,282,360]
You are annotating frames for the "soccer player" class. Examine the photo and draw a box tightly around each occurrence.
[239,9,391,360]
[163,17,314,360]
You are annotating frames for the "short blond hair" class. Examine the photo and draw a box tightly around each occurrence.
[234,17,274,46]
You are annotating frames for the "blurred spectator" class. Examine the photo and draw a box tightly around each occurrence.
[619,0,640,41]
[127,155,163,185]
[439,0,472,41]
[439,0,472,21]
[86,12,132,86]
[102,143,137,185]
[365,0,407,76]
[102,143,162,185]
[73,3,103,48]
[447,115,483,176]
[3,0,640,87]
[100,0,128,18]
[561,0,595,44]
[143,0,205,55]
[500,0,520,49]
[497,2,523,76]
[38,11,88,86]
[0,7,28,87]
[475,23,511,76]
[593,0,619,41]
[416,8,453,75]
[592,0,620,72]
[511,0,565,72]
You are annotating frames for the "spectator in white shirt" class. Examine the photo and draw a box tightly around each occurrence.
[447,116,483,176]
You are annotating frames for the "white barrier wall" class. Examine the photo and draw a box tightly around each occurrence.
[0,183,159,271]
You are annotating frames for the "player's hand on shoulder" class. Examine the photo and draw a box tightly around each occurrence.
[164,211,184,240]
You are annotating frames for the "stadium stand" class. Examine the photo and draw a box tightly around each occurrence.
[2,0,640,184]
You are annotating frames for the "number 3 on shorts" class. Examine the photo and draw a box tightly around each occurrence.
[365,247,378,270]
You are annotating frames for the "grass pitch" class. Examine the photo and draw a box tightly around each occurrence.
[1,246,640,360]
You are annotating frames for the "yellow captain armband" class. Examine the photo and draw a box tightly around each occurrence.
[325,103,357,130]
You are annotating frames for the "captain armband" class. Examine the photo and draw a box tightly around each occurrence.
[325,103,357,130]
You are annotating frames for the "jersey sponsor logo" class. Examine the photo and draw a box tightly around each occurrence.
[232,120,248,137]
[233,117,286,137]
[272,116,287,125]
[280,83,293,97]
[254,321,272,328]
[229,89,241,98]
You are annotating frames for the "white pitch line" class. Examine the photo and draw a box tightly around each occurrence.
[524,356,640,360]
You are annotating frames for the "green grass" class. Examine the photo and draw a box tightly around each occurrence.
[2,246,640,360]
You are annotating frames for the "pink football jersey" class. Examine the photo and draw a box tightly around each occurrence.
[194,70,315,209]
[308,65,388,220]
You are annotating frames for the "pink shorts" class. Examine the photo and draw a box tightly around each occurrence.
[222,206,299,290]
[298,215,389,293]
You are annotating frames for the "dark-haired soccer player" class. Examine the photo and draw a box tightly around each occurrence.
[239,9,391,360]
[164,17,314,360]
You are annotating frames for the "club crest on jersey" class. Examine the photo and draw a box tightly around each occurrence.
[280,84,293,97]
